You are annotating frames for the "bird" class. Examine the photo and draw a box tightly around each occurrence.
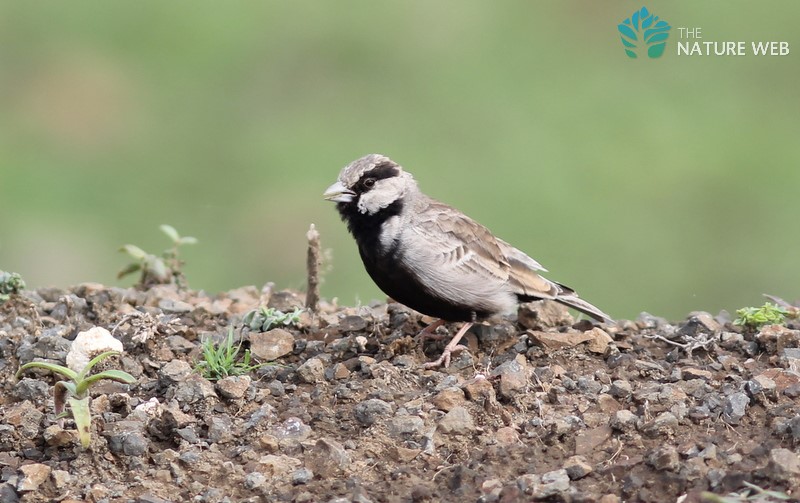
[324,154,613,368]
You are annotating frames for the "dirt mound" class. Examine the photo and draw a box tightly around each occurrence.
[1,284,798,502]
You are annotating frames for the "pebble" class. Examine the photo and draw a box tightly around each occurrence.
[17,463,51,492]
[159,360,193,385]
[490,354,529,398]
[244,471,267,489]
[609,410,638,432]
[585,327,614,354]
[516,469,570,498]
[305,438,350,478]
[647,446,680,471]
[609,380,632,399]
[249,328,295,361]
[173,374,217,404]
[215,375,251,400]
[720,392,749,425]
[768,448,800,482]
[432,387,466,412]
[4,401,43,439]
[354,399,393,427]
[296,357,326,383]
[682,368,713,381]
[207,415,234,443]
[517,301,572,329]
[387,415,425,440]
[13,378,50,403]
[642,412,679,436]
[291,467,314,485]
[564,455,593,480]
[437,406,475,435]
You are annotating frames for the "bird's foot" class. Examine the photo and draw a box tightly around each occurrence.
[422,322,473,369]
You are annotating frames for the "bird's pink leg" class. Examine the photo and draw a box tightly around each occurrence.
[423,322,473,369]
[416,319,446,341]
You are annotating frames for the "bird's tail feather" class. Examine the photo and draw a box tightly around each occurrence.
[554,295,614,324]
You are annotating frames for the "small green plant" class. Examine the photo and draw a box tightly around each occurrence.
[196,327,268,380]
[16,351,136,448]
[701,480,792,502]
[734,302,789,329]
[243,306,303,332]
[0,271,26,303]
[118,224,197,288]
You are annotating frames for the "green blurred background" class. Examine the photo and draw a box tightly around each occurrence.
[1,1,798,321]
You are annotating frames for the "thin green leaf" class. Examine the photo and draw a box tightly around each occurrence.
[117,262,142,279]
[16,361,78,381]
[120,244,148,260]
[83,369,136,386]
[77,351,121,381]
[159,224,180,242]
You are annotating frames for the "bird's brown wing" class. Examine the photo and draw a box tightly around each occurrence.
[495,238,561,300]
[409,201,511,284]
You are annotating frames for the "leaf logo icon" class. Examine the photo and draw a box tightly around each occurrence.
[618,7,671,59]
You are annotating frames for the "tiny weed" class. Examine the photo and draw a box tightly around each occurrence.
[196,327,269,380]
[16,351,135,448]
[243,306,303,333]
[734,303,788,329]
[118,224,197,288]
[0,271,26,303]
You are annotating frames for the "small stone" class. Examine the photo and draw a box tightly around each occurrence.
[216,375,251,400]
[490,354,529,398]
[720,392,749,425]
[609,410,638,432]
[305,438,350,478]
[354,399,393,427]
[392,445,422,463]
[51,470,71,490]
[647,446,680,471]
[387,415,425,440]
[207,415,234,444]
[495,426,520,447]
[296,357,325,384]
[291,468,313,485]
[564,455,593,480]
[250,328,295,361]
[338,315,368,332]
[244,471,267,489]
[682,368,713,381]
[518,301,572,329]
[678,312,721,337]
[528,331,593,350]
[768,448,800,482]
[17,463,51,492]
[330,363,351,380]
[5,401,44,439]
[437,406,475,435]
[585,327,614,354]
[159,360,193,385]
[432,387,466,412]
[516,469,570,498]
[574,425,613,455]
[642,412,679,436]
[43,425,75,447]
[463,376,496,402]
[122,433,149,456]
[13,378,50,402]
[609,380,632,399]
[173,374,217,404]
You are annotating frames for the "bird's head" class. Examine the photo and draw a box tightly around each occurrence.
[323,154,416,215]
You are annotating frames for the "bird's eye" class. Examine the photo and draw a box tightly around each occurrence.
[363,178,376,189]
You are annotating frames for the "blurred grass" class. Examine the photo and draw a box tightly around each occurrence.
[1,1,798,320]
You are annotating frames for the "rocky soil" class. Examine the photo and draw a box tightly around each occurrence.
[1,283,799,502]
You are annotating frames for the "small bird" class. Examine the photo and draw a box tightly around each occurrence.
[324,154,613,368]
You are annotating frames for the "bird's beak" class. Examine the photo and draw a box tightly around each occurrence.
[323,181,356,203]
